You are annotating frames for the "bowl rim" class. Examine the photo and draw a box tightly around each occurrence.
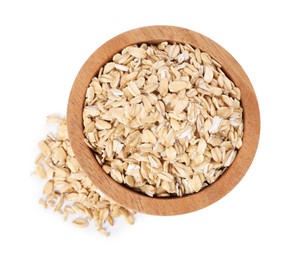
[67,25,260,215]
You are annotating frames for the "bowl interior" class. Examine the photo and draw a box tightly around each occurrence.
[67,25,260,215]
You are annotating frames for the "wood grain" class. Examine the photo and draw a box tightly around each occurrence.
[67,26,260,215]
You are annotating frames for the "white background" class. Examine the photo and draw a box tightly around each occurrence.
[0,0,290,259]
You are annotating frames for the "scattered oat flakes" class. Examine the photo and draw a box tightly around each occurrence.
[34,116,135,236]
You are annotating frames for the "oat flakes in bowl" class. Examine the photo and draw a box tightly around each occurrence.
[82,42,243,198]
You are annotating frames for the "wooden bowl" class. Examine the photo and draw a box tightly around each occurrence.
[67,26,260,215]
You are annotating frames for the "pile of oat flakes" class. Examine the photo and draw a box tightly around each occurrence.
[34,115,134,236]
